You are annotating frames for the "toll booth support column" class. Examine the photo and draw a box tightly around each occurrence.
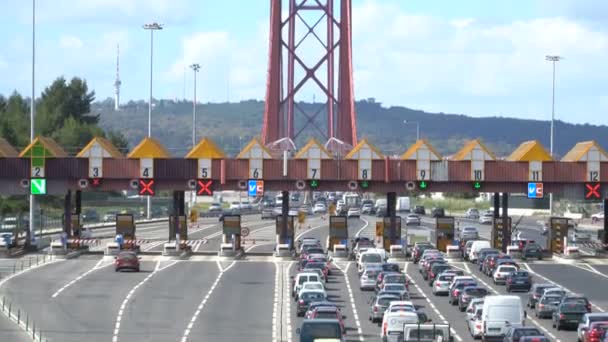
[171,191,179,244]
[281,190,289,247]
[501,193,510,252]
[64,190,72,237]
[387,192,397,245]
[493,193,500,219]
[75,190,82,215]
[603,198,608,245]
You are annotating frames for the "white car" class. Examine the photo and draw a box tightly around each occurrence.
[432,273,455,295]
[467,305,483,339]
[465,208,480,219]
[493,265,518,285]
[240,200,252,210]
[460,226,479,240]
[298,281,326,297]
[229,202,241,210]
[405,214,420,226]
[479,213,493,224]
[312,203,327,214]
[381,310,419,340]
[361,204,373,214]
[208,202,223,213]
[592,212,604,224]
[347,208,361,218]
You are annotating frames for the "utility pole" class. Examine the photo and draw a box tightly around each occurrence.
[29,0,36,246]
[190,63,201,148]
[546,55,562,216]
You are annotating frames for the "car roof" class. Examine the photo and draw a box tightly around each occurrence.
[389,300,414,306]
[314,306,339,313]
[301,318,341,324]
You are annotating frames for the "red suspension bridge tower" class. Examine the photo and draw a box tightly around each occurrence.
[261,0,358,151]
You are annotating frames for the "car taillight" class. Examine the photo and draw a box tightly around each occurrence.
[373,306,378,312]
[538,304,544,309]
[453,289,459,296]
[436,282,441,287]
[590,329,601,339]
[475,323,481,329]
[531,339,541,342]
[429,272,434,278]
[383,322,387,335]
[559,313,565,320]
[587,303,592,312]
[299,300,304,305]
[507,278,513,284]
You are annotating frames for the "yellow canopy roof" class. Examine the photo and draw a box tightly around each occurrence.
[19,136,68,158]
[507,140,552,161]
[236,137,273,159]
[452,139,496,161]
[294,138,332,159]
[0,138,19,157]
[185,137,226,159]
[400,140,442,160]
[127,137,170,158]
[76,136,124,158]
[561,141,608,162]
[344,138,384,159]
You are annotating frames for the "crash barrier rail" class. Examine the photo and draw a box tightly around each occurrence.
[574,241,608,256]
[0,255,56,342]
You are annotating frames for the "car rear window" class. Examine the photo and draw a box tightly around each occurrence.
[384,275,406,284]
[560,303,588,313]
[439,275,454,281]
[541,296,562,303]
[407,329,445,339]
[535,285,553,295]
[301,322,341,339]
[513,328,542,338]
[314,312,337,319]
[465,288,488,296]
[384,285,405,291]
[118,253,137,260]
[302,292,325,301]
[361,254,382,263]
[378,297,399,306]
[589,315,608,323]
[305,263,325,269]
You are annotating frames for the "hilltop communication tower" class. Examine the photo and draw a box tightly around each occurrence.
[114,44,121,111]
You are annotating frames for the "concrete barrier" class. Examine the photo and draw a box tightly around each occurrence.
[389,245,407,259]
[105,242,120,256]
[332,244,348,259]
[446,245,462,259]
[564,246,580,259]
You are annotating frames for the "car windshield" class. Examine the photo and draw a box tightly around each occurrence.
[301,322,341,340]
[560,303,587,313]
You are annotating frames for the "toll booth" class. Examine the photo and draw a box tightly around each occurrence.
[222,215,242,252]
[116,214,137,250]
[328,216,348,251]
[275,215,295,248]
[491,217,512,252]
[169,215,188,240]
[549,217,569,254]
[382,217,402,251]
[435,217,455,252]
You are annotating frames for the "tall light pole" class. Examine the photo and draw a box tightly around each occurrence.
[403,120,420,141]
[190,63,200,148]
[29,0,36,246]
[143,22,162,220]
[546,55,562,216]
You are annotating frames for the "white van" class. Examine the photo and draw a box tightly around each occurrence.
[469,240,491,263]
[482,295,525,340]
[357,250,384,274]
[381,311,419,341]
[292,272,321,298]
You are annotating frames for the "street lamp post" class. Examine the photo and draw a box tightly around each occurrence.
[29,0,36,246]
[403,120,420,141]
[143,22,163,220]
[190,63,201,148]
[546,55,562,216]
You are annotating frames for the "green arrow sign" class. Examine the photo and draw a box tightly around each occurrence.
[31,178,46,195]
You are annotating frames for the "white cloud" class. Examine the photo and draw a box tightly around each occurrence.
[165,31,231,81]
[59,35,83,49]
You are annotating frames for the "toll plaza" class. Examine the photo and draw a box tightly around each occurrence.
[164,215,188,256]
[434,217,455,252]
[549,217,569,254]
[382,216,402,250]
[221,215,242,256]
[492,217,512,253]
[328,216,348,255]
[275,215,295,256]
[103,214,137,255]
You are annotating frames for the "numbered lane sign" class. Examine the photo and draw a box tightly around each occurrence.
[140,158,153,178]
[89,157,102,178]
[308,159,320,179]
[31,166,45,178]
[358,159,371,180]
[528,161,542,182]
[198,158,211,179]
[249,158,262,179]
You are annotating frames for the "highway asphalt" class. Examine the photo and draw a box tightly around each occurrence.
[0,213,606,342]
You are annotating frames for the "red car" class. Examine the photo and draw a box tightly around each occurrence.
[583,321,608,342]
[115,252,140,272]
[309,306,345,333]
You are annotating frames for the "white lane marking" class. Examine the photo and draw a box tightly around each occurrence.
[295,221,326,241]
[284,261,294,342]
[569,263,608,281]
[51,258,111,298]
[403,261,463,342]
[338,262,365,341]
[522,263,606,313]
[0,256,60,288]
[272,261,280,342]
[355,217,369,237]
[451,263,559,342]
[112,260,179,342]
[180,259,237,342]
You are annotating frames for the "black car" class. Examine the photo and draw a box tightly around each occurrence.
[552,303,588,330]
[458,286,488,311]
[431,207,445,218]
[522,243,544,261]
[412,243,435,264]
[560,294,592,313]
[413,205,426,215]
[428,264,452,286]
[297,292,327,316]
[503,327,547,342]
[382,263,400,273]
[478,249,500,271]
[506,270,532,292]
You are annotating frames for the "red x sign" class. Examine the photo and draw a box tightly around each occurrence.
[139,179,155,196]
[197,179,213,196]
[585,183,601,200]
[89,178,102,187]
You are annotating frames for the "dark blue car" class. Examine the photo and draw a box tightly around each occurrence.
[506,270,532,292]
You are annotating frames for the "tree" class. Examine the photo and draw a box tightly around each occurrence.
[0,92,30,148]
[106,130,129,153]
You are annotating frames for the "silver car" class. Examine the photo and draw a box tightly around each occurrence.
[432,273,455,295]
[460,227,479,240]
[360,268,381,290]
[534,294,562,319]
[369,294,400,323]
[405,214,421,226]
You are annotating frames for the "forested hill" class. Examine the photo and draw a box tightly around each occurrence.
[94,98,608,158]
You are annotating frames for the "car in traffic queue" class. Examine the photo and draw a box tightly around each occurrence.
[402,323,453,342]
[312,203,327,214]
[505,270,532,292]
[361,203,373,214]
[465,208,480,219]
[292,272,322,298]
[379,283,409,300]
[296,318,345,342]
[114,251,140,272]
[297,281,326,299]
[381,272,410,292]
[380,310,419,342]
[467,305,483,339]
[422,258,447,281]
[304,301,339,319]
[502,327,547,342]
[431,207,445,218]
[580,320,608,342]
[528,283,558,308]
[469,240,492,263]
[493,264,519,285]
[347,207,361,218]
[458,286,488,312]
[360,267,382,291]
[460,226,480,240]
[449,280,478,305]
[411,242,436,263]
[479,212,494,224]
[375,271,401,292]
[432,272,456,296]
[368,293,401,323]
[303,261,329,281]
[477,248,500,270]
[308,306,345,334]
[427,264,452,286]
[521,243,544,261]
[535,293,564,319]
[578,313,608,342]
[552,302,589,331]
[208,202,223,213]
[297,289,327,316]
[561,293,592,313]
[382,262,401,273]
[405,214,421,226]
[487,255,517,276]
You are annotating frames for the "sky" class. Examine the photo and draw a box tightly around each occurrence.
[2,0,608,125]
